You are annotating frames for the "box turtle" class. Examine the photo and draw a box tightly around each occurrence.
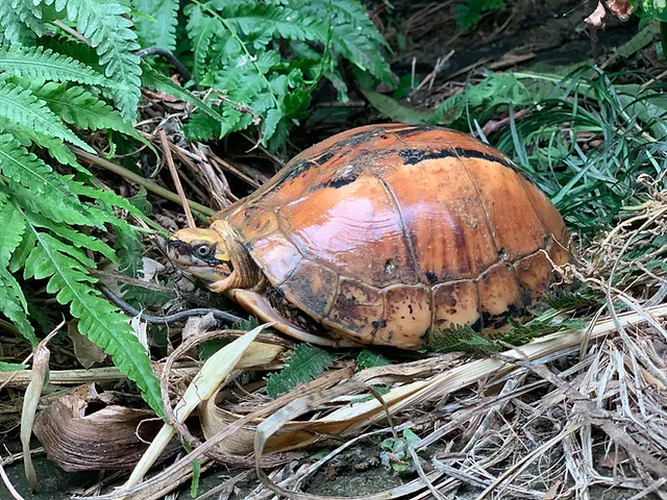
[167,123,570,350]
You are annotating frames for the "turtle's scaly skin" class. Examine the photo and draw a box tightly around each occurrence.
[213,124,569,349]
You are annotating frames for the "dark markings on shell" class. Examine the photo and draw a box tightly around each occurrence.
[333,128,389,150]
[310,164,360,191]
[265,282,328,335]
[371,319,387,329]
[281,159,317,183]
[391,125,435,138]
[425,271,438,284]
[397,147,536,185]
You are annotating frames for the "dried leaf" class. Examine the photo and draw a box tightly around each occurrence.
[33,384,178,472]
[22,342,50,491]
[585,2,607,28]
[599,449,629,468]
[606,0,633,19]
[68,320,107,369]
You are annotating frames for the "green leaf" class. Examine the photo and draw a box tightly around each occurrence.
[0,0,42,44]
[0,361,28,371]
[356,349,391,371]
[0,194,27,267]
[360,87,434,124]
[142,65,232,128]
[22,223,163,416]
[0,45,108,86]
[39,0,142,121]
[132,0,179,51]
[265,344,336,399]
[0,266,38,346]
[0,80,94,152]
[641,1,667,22]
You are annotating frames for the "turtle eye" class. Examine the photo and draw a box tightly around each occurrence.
[194,244,213,259]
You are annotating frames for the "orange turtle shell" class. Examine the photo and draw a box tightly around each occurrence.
[221,123,570,349]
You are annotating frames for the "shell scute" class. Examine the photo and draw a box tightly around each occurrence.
[478,264,524,328]
[278,170,418,287]
[378,285,431,349]
[279,260,338,319]
[380,152,498,283]
[326,278,384,344]
[432,280,480,330]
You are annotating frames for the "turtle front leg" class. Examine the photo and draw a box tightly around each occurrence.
[208,271,244,294]
[230,289,359,348]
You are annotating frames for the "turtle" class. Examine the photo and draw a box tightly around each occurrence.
[167,123,570,350]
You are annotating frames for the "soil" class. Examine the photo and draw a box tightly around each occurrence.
[3,0,654,499]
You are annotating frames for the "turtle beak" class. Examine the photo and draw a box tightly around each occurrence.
[166,238,192,262]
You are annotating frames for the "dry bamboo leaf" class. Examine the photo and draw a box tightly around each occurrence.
[124,326,281,489]
[21,342,49,491]
[33,384,178,472]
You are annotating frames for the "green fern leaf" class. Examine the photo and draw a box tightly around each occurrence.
[30,82,140,139]
[0,45,108,86]
[0,135,93,226]
[221,4,326,44]
[22,223,163,416]
[39,0,142,121]
[0,361,28,371]
[0,265,37,346]
[265,344,335,399]
[132,0,179,51]
[0,193,27,267]
[185,5,223,82]
[0,0,42,44]
[9,228,36,273]
[0,81,94,152]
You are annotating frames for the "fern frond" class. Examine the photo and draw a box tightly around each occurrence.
[220,4,326,43]
[38,0,142,121]
[0,135,94,225]
[0,81,94,152]
[0,0,42,44]
[185,4,223,82]
[132,0,179,51]
[0,266,37,346]
[30,82,140,139]
[0,45,107,86]
[265,344,335,398]
[21,220,162,416]
[0,194,26,267]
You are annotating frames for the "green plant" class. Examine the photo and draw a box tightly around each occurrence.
[264,344,336,398]
[455,0,508,33]
[380,428,421,473]
[179,0,393,149]
[0,38,163,417]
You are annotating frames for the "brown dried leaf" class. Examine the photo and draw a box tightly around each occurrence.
[33,384,179,472]
[68,320,107,369]
[606,0,633,20]
[585,1,606,28]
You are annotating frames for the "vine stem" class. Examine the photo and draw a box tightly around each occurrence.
[73,148,215,217]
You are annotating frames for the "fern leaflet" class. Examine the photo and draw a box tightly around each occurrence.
[0,0,42,44]
[265,344,335,398]
[19,213,162,416]
[132,0,179,52]
[0,45,108,86]
[37,0,142,121]
[0,81,94,153]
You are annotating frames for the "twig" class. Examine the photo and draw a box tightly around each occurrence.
[159,129,195,228]
[74,148,215,217]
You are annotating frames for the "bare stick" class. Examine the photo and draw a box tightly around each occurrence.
[159,129,195,228]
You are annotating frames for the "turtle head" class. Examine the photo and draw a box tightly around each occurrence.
[167,220,261,292]
[167,225,234,284]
